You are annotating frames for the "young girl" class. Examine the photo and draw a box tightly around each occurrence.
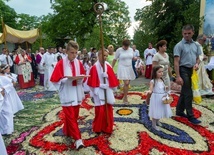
[0,66,14,135]
[148,65,172,131]
[1,64,24,115]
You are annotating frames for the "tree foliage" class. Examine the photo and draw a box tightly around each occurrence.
[16,14,41,30]
[42,0,130,50]
[0,0,17,30]
[133,0,201,61]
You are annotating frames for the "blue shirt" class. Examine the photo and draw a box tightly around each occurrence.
[173,38,201,68]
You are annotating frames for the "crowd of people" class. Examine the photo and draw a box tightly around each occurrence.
[0,24,213,152]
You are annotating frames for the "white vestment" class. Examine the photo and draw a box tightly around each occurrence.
[144,48,157,65]
[42,52,57,91]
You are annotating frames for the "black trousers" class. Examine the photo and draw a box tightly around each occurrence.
[176,66,194,119]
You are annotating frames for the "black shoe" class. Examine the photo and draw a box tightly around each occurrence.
[188,118,201,124]
[91,97,94,103]
[176,112,188,118]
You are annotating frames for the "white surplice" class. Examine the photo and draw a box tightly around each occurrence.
[89,61,116,106]
[51,58,85,106]
[41,52,57,91]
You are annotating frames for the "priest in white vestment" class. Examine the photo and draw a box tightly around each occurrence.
[42,47,57,91]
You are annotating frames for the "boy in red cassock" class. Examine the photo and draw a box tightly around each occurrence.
[87,49,119,134]
[50,40,86,150]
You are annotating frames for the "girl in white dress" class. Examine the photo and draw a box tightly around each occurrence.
[0,68,14,135]
[148,65,172,131]
[1,64,24,115]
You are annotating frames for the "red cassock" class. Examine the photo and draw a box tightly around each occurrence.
[87,63,119,134]
[50,59,85,140]
[145,64,152,79]
[50,59,85,83]
[87,63,119,88]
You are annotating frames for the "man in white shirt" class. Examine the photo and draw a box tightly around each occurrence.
[0,48,13,68]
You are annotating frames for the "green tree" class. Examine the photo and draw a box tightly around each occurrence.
[133,0,201,61]
[32,14,56,51]
[0,0,17,30]
[43,0,130,49]
[16,14,41,30]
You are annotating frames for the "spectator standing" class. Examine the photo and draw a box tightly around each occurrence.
[173,24,201,124]
[148,65,172,130]
[112,39,135,104]
[152,40,172,87]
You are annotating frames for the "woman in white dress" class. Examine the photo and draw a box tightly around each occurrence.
[148,66,172,131]
[112,39,135,104]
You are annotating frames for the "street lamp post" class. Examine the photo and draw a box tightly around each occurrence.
[94,2,109,126]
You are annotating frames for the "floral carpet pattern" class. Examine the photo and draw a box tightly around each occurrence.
[3,85,214,155]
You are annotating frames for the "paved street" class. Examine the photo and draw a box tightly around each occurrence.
[130,76,150,86]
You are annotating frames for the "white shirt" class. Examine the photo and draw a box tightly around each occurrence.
[115,47,134,67]
[0,54,13,67]
[133,49,140,57]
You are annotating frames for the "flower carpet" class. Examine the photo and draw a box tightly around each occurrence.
[3,85,214,155]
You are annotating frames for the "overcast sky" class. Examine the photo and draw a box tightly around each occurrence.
[5,0,151,38]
